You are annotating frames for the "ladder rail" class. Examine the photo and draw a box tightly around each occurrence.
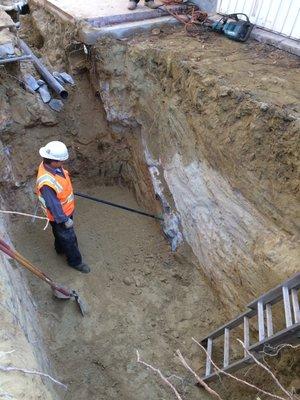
[257,300,265,341]
[282,286,293,327]
[223,328,230,368]
[203,322,300,382]
[201,308,256,344]
[291,289,300,323]
[205,338,213,377]
[200,273,300,383]
[243,316,250,357]
[248,273,300,309]
[266,303,274,337]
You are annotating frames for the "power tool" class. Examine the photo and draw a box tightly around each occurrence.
[212,13,254,42]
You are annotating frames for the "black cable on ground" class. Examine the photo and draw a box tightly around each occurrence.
[74,192,163,221]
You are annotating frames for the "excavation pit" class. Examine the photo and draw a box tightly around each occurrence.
[0,5,299,400]
[11,184,221,400]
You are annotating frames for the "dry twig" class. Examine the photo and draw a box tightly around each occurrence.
[237,339,294,400]
[192,337,287,400]
[176,350,223,400]
[261,344,300,357]
[0,365,67,390]
[0,210,49,230]
[136,350,183,400]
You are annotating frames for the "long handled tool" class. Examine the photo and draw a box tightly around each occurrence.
[0,238,86,316]
[74,192,163,221]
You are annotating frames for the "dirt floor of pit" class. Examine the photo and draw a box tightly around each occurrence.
[11,182,221,400]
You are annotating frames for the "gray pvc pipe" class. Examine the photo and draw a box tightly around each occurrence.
[0,55,32,64]
[19,39,68,99]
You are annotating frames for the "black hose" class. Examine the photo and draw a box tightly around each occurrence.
[74,192,163,221]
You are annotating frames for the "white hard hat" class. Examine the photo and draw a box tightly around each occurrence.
[39,141,69,161]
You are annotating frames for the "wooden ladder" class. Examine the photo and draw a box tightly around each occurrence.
[201,273,300,382]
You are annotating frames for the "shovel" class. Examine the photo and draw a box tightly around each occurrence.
[0,238,86,316]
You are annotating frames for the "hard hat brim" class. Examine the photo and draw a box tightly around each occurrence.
[39,146,69,161]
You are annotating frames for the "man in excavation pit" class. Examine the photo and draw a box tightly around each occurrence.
[127,0,159,10]
[36,141,90,274]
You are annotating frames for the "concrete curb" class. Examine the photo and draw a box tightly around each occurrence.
[79,16,180,44]
[251,27,300,57]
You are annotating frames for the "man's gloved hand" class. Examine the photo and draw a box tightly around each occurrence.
[64,218,74,229]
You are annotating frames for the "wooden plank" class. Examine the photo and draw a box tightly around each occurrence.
[201,309,256,343]
[205,338,213,377]
[223,328,230,368]
[266,303,274,337]
[257,300,265,341]
[282,286,293,327]
[291,289,300,323]
[243,316,250,357]
[248,272,300,309]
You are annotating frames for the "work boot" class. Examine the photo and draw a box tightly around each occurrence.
[145,1,159,9]
[127,1,137,10]
[70,262,91,274]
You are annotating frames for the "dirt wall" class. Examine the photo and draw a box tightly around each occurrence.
[90,34,300,315]
[0,215,57,399]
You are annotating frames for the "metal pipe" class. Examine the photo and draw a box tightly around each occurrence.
[0,55,32,64]
[19,39,68,99]
[74,192,163,221]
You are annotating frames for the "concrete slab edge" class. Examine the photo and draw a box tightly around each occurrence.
[85,5,188,27]
[79,16,180,44]
[251,27,300,57]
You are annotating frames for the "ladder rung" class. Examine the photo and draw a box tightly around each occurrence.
[223,328,230,367]
[257,300,265,341]
[291,289,300,323]
[266,303,274,337]
[282,286,293,327]
[243,316,250,357]
[205,338,213,377]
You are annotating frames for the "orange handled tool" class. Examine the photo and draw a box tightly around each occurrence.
[0,238,86,316]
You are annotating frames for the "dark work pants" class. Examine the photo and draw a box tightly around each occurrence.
[50,218,82,267]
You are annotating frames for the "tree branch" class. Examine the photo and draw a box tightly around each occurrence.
[0,365,67,390]
[260,344,300,357]
[237,339,293,400]
[136,350,183,400]
[176,350,224,400]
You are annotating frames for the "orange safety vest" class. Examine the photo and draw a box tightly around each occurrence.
[36,162,75,222]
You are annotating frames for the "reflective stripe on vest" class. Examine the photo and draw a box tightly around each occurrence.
[61,193,74,205]
[36,174,64,193]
